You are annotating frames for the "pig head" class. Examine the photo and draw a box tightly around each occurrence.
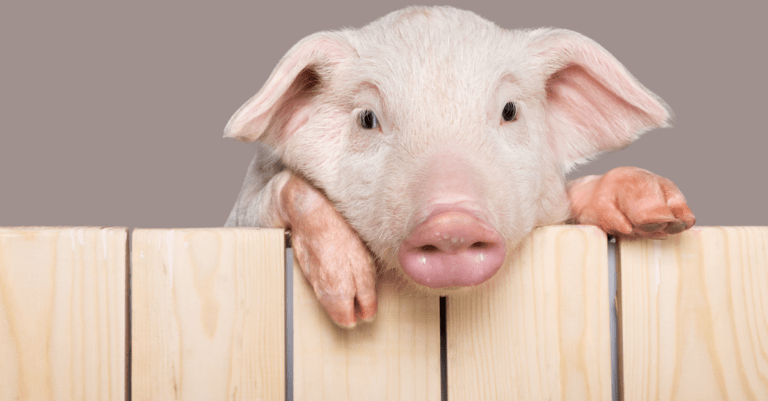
[224,7,690,325]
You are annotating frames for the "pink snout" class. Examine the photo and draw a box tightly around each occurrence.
[398,210,506,288]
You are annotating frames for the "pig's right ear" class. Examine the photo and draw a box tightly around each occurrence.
[224,33,353,144]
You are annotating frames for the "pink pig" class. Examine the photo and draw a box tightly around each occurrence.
[224,6,695,327]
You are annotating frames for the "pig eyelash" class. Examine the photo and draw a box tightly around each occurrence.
[359,109,380,130]
[502,102,518,122]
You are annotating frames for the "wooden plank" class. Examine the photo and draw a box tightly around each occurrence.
[0,227,127,401]
[131,228,284,401]
[293,260,441,400]
[447,225,612,401]
[619,227,768,401]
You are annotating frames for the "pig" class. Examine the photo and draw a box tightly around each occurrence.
[223,6,695,328]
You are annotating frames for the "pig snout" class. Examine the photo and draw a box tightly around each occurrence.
[399,208,506,288]
[397,154,506,288]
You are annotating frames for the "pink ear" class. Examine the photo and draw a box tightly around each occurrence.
[224,32,352,144]
[530,29,671,171]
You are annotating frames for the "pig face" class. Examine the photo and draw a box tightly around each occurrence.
[225,6,669,291]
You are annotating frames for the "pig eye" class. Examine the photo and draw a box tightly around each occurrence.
[359,109,379,130]
[502,102,517,122]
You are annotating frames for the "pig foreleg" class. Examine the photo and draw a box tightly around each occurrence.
[226,150,377,328]
[567,166,696,239]
[279,173,378,327]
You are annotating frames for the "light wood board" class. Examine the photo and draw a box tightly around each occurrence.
[619,227,768,401]
[293,261,441,400]
[447,225,612,401]
[0,227,127,401]
[131,228,285,401]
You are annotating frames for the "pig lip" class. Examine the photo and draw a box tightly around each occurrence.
[398,210,506,289]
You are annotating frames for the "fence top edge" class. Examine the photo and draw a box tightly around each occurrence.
[130,227,285,232]
[3,225,767,233]
[0,226,286,232]
[0,226,128,231]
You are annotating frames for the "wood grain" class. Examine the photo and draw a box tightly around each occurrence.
[0,227,127,401]
[447,225,612,401]
[131,228,284,401]
[619,227,768,401]
[293,262,441,400]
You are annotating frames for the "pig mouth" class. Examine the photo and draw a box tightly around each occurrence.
[397,209,507,289]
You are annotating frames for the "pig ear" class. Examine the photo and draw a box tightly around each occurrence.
[529,29,671,171]
[224,32,353,143]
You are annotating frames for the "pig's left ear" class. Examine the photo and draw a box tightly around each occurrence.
[528,29,671,171]
[224,32,353,144]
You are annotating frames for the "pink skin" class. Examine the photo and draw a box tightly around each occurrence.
[281,166,695,328]
[398,154,506,288]
[279,174,377,328]
[399,209,506,288]
[567,166,696,239]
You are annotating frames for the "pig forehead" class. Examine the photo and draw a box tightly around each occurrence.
[343,10,531,104]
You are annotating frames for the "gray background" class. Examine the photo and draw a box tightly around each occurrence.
[1,0,765,228]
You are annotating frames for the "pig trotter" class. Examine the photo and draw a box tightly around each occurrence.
[280,174,378,328]
[567,166,696,239]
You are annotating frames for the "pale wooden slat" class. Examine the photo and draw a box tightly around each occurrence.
[447,225,611,401]
[0,227,127,401]
[619,227,768,401]
[131,228,284,401]
[293,261,441,400]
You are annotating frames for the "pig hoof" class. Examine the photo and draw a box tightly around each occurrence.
[638,222,665,232]
[356,292,378,323]
[316,289,377,329]
[646,231,668,240]
[665,221,687,234]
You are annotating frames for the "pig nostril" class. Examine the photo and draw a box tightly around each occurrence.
[417,242,495,253]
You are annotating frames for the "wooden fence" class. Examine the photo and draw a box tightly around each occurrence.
[0,226,766,401]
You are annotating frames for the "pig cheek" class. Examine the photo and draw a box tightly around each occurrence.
[528,122,573,226]
[283,108,349,185]
[330,134,400,248]
[510,111,570,226]
[484,139,537,233]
